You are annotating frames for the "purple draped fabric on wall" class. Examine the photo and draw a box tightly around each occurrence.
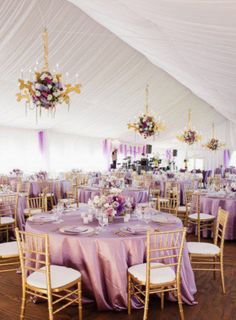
[223,149,231,168]
[38,131,45,155]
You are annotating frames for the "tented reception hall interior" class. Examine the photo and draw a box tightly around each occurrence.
[0,1,236,320]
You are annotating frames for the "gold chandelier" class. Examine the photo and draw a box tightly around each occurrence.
[176,109,202,145]
[16,29,81,120]
[202,123,225,151]
[127,84,165,139]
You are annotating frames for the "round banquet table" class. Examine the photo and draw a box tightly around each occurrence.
[78,187,149,204]
[26,208,197,311]
[200,194,236,240]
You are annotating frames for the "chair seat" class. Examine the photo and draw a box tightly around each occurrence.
[0,217,15,225]
[159,198,169,203]
[27,265,81,290]
[128,262,176,285]
[24,208,43,215]
[178,206,186,212]
[188,213,215,221]
[187,242,220,255]
[0,241,19,258]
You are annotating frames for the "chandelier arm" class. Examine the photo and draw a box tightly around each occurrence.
[42,28,49,71]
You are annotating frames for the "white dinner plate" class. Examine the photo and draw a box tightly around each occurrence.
[59,226,94,235]
[151,215,178,224]
[120,224,152,235]
[28,214,59,223]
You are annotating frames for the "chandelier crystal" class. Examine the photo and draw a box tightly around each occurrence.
[203,123,225,151]
[16,29,81,120]
[176,109,202,145]
[127,85,165,139]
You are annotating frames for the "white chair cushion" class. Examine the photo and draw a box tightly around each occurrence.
[0,217,15,224]
[0,241,18,257]
[59,198,75,204]
[187,242,220,255]
[128,262,176,285]
[27,265,81,290]
[188,213,215,221]
[159,198,169,203]
[24,208,43,215]
[178,206,186,212]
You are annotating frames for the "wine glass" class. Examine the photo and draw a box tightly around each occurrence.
[143,210,151,224]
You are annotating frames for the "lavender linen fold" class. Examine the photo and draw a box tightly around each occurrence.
[26,211,197,311]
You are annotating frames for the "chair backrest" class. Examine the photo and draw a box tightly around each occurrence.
[191,193,200,215]
[0,194,18,224]
[214,208,229,251]
[146,228,186,285]
[15,228,51,292]
[185,190,193,205]
[27,196,45,211]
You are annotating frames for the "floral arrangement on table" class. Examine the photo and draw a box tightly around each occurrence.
[177,129,201,145]
[231,182,236,192]
[36,171,48,180]
[203,138,225,151]
[10,169,23,177]
[100,175,122,188]
[88,194,135,217]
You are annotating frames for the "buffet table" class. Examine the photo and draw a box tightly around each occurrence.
[26,208,197,311]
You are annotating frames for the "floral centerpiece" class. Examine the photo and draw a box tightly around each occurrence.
[36,171,48,180]
[10,169,23,177]
[202,124,225,151]
[88,193,135,218]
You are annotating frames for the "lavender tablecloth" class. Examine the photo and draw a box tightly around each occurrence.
[200,195,236,240]
[78,187,148,204]
[26,210,197,311]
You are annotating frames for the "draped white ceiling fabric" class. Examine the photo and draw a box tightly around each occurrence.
[0,0,235,149]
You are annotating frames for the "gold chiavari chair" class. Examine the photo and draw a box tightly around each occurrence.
[187,193,215,242]
[0,239,19,272]
[0,194,18,242]
[15,229,82,320]
[17,181,31,196]
[23,196,45,217]
[178,190,194,226]
[187,208,228,293]
[128,228,186,320]
[158,194,178,216]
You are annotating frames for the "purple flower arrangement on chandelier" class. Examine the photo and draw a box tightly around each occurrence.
[128,85,165,139]
[177,109,201,145]
[203,123,225,151]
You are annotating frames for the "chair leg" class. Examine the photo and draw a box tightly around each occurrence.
[143,287,150,320]
[20,286,26,320]
[47,292,53,320]
[213,257,216,280]
[127,273,132,315]
[220,256,226,294]
[161,291,164,310]
[177,287,184,320]
[197,222,201,242]
[78,279,82,320]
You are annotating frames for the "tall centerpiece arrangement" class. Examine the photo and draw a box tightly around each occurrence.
[128,85,165,139]
[16,29,81,121]
[202,123,225,151]
[176,109,202,145]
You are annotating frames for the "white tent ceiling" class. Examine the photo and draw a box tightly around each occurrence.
[0,0,234,147]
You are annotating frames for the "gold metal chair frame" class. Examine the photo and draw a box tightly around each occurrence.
[128,228,186,320]
[158,193,179,216]
[0,194,18,242]
[189,208,229,293]
[24,196,45,217]
[188,193,215,242]
[15,228,82,320]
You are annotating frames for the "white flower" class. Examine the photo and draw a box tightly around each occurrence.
[110,187,122,194]
[231,182,236,189]
[48,84,52,89]
[35,83,41,89]
[40,73,46,80]
[35,90,41,97]
[104,203,110,208]
[47,94,53,101]
[93,196,100,204]
[53,91,60,97]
